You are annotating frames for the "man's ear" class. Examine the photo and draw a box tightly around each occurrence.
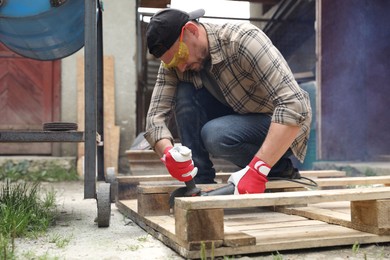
[184,22,199,38]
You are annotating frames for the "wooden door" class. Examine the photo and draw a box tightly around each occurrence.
[0,43,61,154]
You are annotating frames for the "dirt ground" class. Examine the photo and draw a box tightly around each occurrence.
[13,181,390,260]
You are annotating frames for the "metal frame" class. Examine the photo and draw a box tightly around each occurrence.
[0,0,104,200]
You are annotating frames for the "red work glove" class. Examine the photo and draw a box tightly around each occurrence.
[228,157,270,194]
[160,146,198,182]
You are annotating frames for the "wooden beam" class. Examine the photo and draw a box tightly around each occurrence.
[117,170,346,184]
[175,207,224,243]
[118,175,390,200]
[139,0,170,8]
[174,187,390,210]
[103,56,120,175]
[351,199,390,235]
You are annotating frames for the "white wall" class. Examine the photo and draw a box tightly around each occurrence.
[61,0,137,173]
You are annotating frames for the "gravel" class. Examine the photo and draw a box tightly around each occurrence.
[13,181,390,260]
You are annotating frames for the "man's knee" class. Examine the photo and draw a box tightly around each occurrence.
[201,120,227,156]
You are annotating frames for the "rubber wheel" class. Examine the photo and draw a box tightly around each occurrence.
[96,182,111,227]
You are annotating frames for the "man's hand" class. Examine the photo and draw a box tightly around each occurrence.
[228,157,270,194]
[161,146,198,182]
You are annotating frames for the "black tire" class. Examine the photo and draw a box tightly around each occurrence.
[96,182,111,227]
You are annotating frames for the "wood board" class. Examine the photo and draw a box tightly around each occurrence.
[77,56,120,176]
[116,172,390,200]
[116,173,390,259]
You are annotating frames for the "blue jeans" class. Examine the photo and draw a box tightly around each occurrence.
[175,82,294,184]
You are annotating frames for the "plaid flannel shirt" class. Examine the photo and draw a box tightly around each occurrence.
[144,22,312,162]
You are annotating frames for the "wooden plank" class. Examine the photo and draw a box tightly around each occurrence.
[131,179,298,193]
[299,170,346,178]
[139,0,170,8]
[205,233,390,260]
[249,223,347,241]
[228,219,325,232]
[118,175,390,201]
[104,125,120,174]
[117,170,346,184]
[103,56,115,126]
[309,201,351,215]
[223,230,256,247]
[266,176,390,189]
[312,176,390,186]
[119,174,390,187]
[174,187,390,210]
[224,210,308,225]
[204,225,390,259]
[277,206,352,228]
[76,56,85,176]
[215,170,347,182]
[138,183,230,194]
[103,56,119,175]
[117,169,349,199]
[131,176,390,194]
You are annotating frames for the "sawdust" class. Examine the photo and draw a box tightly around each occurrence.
[12,181,390,260]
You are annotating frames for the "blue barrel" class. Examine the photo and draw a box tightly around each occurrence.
[0,0,84,60]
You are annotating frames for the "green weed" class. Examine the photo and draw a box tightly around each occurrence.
[272,251,284,259]
[352,241,360,254]
[200,241,217,260]
[0,180,57,258]
[137,235,149,242]
[128,244,140,251]
[48,233,72,248]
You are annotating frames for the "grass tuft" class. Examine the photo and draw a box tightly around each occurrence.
[0,180,57,258]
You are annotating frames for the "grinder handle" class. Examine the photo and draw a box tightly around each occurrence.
[184,179,201,196]
[202,183,235,196]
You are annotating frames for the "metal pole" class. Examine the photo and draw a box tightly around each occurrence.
[96,1,105,181]
[84,0,97,199]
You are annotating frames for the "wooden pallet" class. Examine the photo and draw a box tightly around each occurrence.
[116,171,390,259]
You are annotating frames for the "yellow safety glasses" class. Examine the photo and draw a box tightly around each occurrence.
[163,27,189,69]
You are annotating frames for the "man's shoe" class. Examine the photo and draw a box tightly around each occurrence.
[267,159,301,179]
[282,166,301,179]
